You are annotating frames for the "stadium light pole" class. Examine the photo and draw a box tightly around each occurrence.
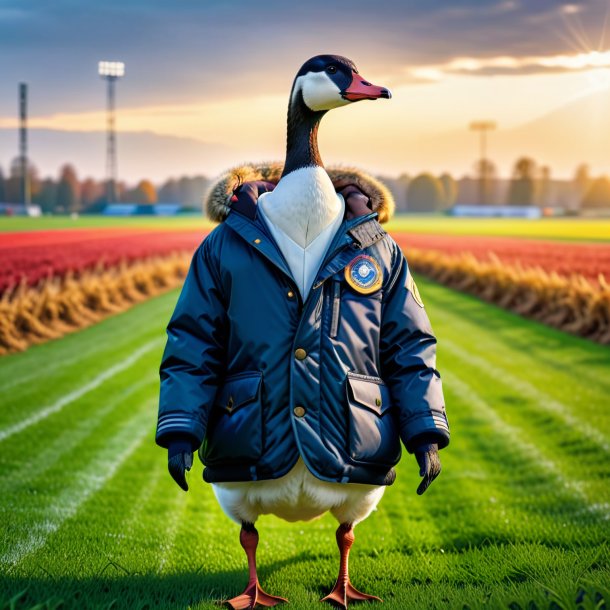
[469,121,496,205]
[98,61,125,203]
[19,83,31,209]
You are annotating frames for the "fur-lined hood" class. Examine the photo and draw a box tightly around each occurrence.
[204,162,395,224]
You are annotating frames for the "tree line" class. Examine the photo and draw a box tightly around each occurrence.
[2,155,609,214]
[0,157,210,213]
[382,158,610,213]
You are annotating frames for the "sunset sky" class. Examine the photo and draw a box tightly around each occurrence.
[1,0,609,182]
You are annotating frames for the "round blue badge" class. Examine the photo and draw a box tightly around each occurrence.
[345,255,382,294]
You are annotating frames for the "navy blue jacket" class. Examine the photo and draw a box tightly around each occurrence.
[156,173,450,486]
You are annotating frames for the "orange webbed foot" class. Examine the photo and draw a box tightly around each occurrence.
[321,579,382,609]
[226,579,288,609]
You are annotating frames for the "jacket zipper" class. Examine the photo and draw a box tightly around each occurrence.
[330,279,341,338]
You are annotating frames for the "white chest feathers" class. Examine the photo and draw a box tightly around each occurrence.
[258,167,343,248]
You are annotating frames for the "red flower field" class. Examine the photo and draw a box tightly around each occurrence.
[0,228,204,293]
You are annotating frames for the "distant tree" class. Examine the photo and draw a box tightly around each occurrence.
[127,179,157,204]
[35,178,58,213]
[406,173,445,212]
[572,164,592,210]
[157,175,209,206]
[181,176,209,206]
[80,178,104,209]
[56,164,81,213]
[439,173,457,209]
[507,157,536,205]
[377,174,407,212]
[0,167,5,202]
[158,178,180,203]
[472,159,497,205]
[582,176,610,209]
[396,173,410,212]
[537,165,552,207]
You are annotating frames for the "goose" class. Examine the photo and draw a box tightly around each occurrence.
[211,55,395,609]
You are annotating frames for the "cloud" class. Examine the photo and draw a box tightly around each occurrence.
[407,50,610,81]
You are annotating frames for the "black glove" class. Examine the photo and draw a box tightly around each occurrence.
[414,442,441,495]
[167,439,194,492]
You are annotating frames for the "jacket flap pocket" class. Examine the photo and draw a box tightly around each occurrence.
[216,371,262,415]
[347,373,390,416]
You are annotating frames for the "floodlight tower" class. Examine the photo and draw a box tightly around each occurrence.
[469,121,496,205]
[98,61,125,203]
[19,83,30,208]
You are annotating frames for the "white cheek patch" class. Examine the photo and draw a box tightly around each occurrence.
[292,72,350,112]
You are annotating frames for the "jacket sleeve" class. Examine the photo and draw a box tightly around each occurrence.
[156,236,228,449]
[379,240,450,452]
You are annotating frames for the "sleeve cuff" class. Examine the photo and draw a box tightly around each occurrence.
[402,410,450,453]
[155,413,205,449]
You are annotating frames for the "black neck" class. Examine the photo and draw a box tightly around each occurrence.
[281,90,326,178]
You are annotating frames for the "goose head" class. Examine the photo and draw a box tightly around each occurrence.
[282,54,391,177]
[291,54,391,112]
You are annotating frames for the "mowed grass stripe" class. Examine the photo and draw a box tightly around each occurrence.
[26,428,183,575]
[1,402,154,566]
[426,283,610,427]
[0,339,162,443]
[420,280,610,507]
[0,335,162,425]
[442,339,610,454]
[387,375,604,554]
[0,290,175,395]
[442,370,609,524]
[0,295,172,566]
[0,351,162,516]
[440,340,610,506]
[0,374,157,491]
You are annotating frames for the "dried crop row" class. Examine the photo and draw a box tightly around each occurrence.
[0,252,191,355]
[393,233,610,284]
[406,247,610,344]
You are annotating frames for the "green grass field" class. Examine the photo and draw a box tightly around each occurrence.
[383,216,610,242]
[0,215,214,233]
[1,214,610,242]
[1,278,608,609]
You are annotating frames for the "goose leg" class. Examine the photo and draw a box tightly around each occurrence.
[226,523,288,610]
[321,523,382,609]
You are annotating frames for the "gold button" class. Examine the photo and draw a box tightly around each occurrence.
[253,238,261,244]
[375,397,382,407]
[294,348,307,360]
[293,406,306,417]
[287,290,294,298]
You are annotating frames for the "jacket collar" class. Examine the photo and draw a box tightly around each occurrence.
[225,201,381,296]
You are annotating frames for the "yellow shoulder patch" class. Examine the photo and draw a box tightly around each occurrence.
[408,273,425,308]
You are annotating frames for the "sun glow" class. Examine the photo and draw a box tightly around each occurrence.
[586,67,610,91]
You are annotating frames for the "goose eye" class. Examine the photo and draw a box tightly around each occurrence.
[327,66,337,74]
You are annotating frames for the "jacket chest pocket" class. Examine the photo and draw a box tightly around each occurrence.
[346,372,401,467]
[326,279,382,338]
[201,371,263,465]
